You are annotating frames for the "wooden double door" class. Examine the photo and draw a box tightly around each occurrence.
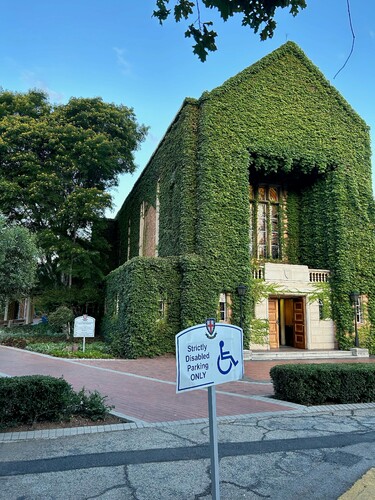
[268,297,305,349]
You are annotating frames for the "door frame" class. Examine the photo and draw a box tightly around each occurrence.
[268,295,307,349]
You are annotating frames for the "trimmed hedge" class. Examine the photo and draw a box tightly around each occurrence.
[0,375,113,429]
[0,375,73,427]
[270,363,375,405]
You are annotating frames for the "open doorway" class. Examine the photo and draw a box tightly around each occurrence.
[268,297,306,349]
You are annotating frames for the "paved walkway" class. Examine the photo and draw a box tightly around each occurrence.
[1,346,374,424]
[0,346,298,423]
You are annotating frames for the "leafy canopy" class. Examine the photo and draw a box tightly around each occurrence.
[0,89,147,311]
[153,0,307,61]
[0,216,39,304]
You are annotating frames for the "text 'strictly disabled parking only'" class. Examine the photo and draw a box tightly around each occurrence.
[176,319,244,500]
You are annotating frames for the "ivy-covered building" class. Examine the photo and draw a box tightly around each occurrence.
[103,42,375,359]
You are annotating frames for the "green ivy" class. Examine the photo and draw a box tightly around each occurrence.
[307,283,332,320]
[250,318,269,345]
[103,42,375,357]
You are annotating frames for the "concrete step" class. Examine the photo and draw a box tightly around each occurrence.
[243,349,369,361]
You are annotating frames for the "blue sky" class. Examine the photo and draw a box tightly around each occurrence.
[1,1,374,214]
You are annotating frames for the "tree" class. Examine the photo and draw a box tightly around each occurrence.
[0,90,147,312]
[0,216,39,304]
[153,0,307,61]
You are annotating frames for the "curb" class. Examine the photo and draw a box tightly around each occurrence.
[2,403,375,442]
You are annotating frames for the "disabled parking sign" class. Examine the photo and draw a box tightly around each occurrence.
[176,319,244,393]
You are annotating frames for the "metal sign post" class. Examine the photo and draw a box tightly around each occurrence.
[176,319,243,500]
[208,386,220,500]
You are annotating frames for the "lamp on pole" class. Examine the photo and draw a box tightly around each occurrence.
[236,285,247,330]
[349,291,360,348]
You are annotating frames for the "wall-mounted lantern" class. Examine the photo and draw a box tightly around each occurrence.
[349,291,360,348]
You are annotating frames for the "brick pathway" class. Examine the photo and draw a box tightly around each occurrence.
[1,347,373,423]
[0,347,293,423]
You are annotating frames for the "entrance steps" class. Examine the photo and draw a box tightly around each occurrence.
[244,348,369,361]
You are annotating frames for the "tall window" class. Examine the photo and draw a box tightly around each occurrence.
[139,200,157,257]
[250,185,281,260]
[115,294,119,316]
[218,293,232,323]
[318,299,323,320]
[158,295,167,320]
[219,293,227,321]
[127,219,131,261]
[155,180,160,257]
[355,296,364,324]
[139,201,145,256]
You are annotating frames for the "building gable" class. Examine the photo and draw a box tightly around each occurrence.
[200,41,370,177]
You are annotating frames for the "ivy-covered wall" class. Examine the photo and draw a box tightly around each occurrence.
[115,99,199,263]
[298,168,375,348]
[102,257,181,358]
[103,42,375,357]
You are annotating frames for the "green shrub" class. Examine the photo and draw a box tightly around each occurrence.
[270,363,375,405]
[0,375,114,429]
[71,389,114,421]
[0,325,66,347]
[48,306,74,336]
[5,323,50,335]
[0,375,74,427]
[0,323,113,359]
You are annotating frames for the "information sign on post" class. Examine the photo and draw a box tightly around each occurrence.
[176,319,244,500]
[74,315,95,352]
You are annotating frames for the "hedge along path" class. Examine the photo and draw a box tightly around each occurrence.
[270,363,375,405]
[0,374,112,429]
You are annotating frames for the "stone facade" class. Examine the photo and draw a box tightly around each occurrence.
[253,264,335,351]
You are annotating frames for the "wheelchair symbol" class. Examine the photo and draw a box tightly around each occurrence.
[217,340,239,375]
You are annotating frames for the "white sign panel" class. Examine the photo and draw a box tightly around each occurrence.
[74,315,95,338]
[176,320,243,393]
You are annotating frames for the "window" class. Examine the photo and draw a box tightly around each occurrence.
[355,296,364,324]
[127,219,131,261]
[218,293,232,322]
[139,201,145,256]
[219,293,227,321]
[139,200,157,257]
[249,184,281,260]
[155,180,160,257]
[318,299,324,320]
[158,296,167,320]
[115,294,119,316]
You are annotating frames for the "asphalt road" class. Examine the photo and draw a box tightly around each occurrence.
[2,408,375,499]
